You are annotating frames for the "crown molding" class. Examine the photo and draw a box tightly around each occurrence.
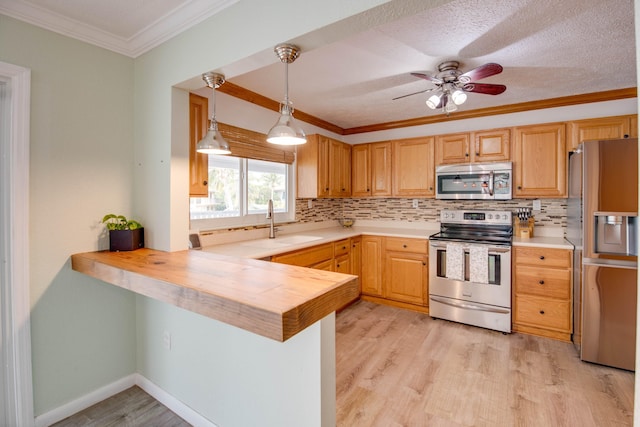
[0,0,238,58]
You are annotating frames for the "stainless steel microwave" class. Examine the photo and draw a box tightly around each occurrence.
[435,162,512,200]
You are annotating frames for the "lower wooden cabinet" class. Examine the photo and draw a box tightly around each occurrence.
[271,242,334,269]
[512,246,573,341]
[360,235,429,312]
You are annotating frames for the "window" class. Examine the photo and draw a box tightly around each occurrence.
[190,155,294,230]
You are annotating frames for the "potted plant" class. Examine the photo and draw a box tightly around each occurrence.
[102,214,144,251]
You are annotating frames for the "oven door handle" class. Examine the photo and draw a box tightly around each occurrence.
[429,242,511,253]
[430,296,510,314]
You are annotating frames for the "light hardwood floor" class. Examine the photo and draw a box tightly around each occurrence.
[50,300,634,426]
[51,386,189,427]
[336,301,634,426]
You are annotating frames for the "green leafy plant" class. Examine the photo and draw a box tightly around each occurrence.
[102,214,143,231]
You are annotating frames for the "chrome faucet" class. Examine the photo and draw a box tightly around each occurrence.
[266,199,276,239]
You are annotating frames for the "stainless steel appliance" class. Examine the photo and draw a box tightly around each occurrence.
[429,209,513,332]
[567,138,638,371]
[435,162,512,200]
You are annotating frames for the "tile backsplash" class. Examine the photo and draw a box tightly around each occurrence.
[296,198,567,228]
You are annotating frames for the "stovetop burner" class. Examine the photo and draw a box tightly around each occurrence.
[430,209,513,245]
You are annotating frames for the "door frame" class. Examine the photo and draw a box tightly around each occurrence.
[0,61,34,426]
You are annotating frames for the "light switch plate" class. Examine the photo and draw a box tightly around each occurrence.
[532,199,541,211]
[412,199,419,208]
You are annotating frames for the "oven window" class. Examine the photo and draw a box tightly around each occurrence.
[435,248,501,285]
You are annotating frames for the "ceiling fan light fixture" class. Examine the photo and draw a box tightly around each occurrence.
[451,89,467,105]
[197,72,231,155]
[426,93,442,109]
[268,43,307,146]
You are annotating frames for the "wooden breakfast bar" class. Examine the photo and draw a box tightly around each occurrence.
[71,248,359,426]
[71,248,359,341]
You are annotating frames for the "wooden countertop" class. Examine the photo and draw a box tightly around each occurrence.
[71,249,359,342]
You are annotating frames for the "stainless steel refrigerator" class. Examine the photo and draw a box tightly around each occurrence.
[567,138,638,371]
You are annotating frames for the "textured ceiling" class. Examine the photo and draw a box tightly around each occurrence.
[229,0,637,129]
[1,0,636,129]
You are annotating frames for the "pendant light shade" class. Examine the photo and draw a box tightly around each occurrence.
[197,72,231,155]
[267,44,306,146]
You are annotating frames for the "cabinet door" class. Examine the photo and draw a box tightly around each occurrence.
[472,128,510,162]
[513,123,566,198]
[336,141,352,197]
[630,115,638,138]
[435,133,470,165]
[384,251,428,305]
[392,137,435,197]
[350,237,362,279]
[370,142,392,196]
[335,254,351,274]
[361,236,383,296]
[568,116,631,152]
[351,144,371,197]
[317,136,331,197]
[189,93,209,197]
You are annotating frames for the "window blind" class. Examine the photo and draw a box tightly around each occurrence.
[218,122,295,164]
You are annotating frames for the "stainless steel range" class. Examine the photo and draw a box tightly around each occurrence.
[429,209,513,333]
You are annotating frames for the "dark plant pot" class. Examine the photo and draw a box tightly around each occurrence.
[109,228,144,251]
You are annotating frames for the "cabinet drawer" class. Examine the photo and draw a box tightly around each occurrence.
[385,237,427,254]
[514,295,571,332]
[514,266,571,299]
[333,238,351,257]
[513,246,571,268]
[271,243,333,267]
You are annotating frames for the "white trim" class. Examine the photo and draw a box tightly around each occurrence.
[0,0,239,58]
[34,374,216,427]
[0,61,34,427]
[135,374,218,427]
[33,375,136,427]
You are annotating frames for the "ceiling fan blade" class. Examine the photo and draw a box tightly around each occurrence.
[410,72,443,84]
[459,63,503,82]
[462,83,506,95]
[392,88,434,100]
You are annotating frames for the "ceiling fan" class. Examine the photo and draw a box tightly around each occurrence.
[394,61,507,113]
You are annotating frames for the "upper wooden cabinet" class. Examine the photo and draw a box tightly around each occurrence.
[568,115,635,152]
[351,144,371,197]
[513,123,567,198]
[472,128,511,162]
[370,141,393,197]
[297,134,352,198]
[392,136,435,197]
[436,129,510,165]
[189,93,209,197]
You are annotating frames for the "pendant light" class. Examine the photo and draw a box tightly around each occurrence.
[196,72,231,155]
[267,44,306,145]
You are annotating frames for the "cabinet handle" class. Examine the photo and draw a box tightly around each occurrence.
[539,280,545,285]
[203,180,208,186]
[539,310,545,315]
[539,255,545,260]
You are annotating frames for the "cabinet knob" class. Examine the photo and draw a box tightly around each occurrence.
[342,246,346,250]
[403,244,407,248]
[203,180,208,186]
[325,187,329,191]
[475,152,480,156]
[517,186,522,190]
[539,280,545,285]
[539,310,545,315]
[422,262,426,266]
[539,255,545,260]
[429,187,433,191]
[336,264,340,268]
[367,188,370,192]
[465,153,469,157]
[342,188,346,191]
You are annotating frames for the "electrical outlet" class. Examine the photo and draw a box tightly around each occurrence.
[308,200,313,209]
[163,330,172,350]
[412,199,419,209]
[532,199,541,211]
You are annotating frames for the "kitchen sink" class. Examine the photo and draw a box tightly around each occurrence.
[276,235,323,244]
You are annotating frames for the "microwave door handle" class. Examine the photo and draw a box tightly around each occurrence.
[488,171,494,196]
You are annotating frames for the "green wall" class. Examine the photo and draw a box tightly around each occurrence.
[0,15,137,415]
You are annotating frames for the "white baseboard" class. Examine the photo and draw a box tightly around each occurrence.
[135,374,217,427]
[33,374,217,427]
[34,374,136,427]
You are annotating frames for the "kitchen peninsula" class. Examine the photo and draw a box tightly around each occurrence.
[71,248,358,426]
